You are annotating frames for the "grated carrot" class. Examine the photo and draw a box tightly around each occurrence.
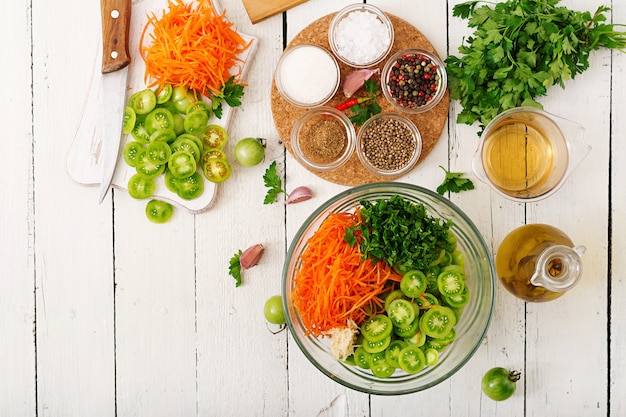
[292,211,402,337]
[139,0,252,96]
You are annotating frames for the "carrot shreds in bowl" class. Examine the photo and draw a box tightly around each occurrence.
[139,0,252,97]
[292,211,401,337]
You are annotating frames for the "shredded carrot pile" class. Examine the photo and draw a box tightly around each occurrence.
[140,0,252,96]
[292,211,402,337]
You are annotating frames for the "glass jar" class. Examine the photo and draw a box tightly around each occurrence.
[495,224,585,302]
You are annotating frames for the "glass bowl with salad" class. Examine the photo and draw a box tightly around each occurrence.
[282,182,495,395]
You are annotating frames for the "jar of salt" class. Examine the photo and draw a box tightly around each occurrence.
[275,44,340,108]
[329,4,394,68]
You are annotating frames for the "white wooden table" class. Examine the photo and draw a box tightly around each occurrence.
[2,0,624,415]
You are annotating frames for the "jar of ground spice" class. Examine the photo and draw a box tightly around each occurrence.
[291,107,356,172]
[382,48,447,114]
[356,112,422,177]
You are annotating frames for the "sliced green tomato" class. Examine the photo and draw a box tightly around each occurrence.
[145,199,174,224]
[437,270,466,296]
[398,345,426,374]
[123,106,136,134]
[129,89,157,115]
[443,284,470,309]
[149,128,177,144]
[416,292,440,309]
[425,265,441,293]
[441,264,465,276]
[424,338,447,352]
[131,119,151,144]
[361,314,393,342]
[419,306,456,339]
[123,141,144,167]
[202,157,231,183]
[201,148,228,166]
[145,107,175,135]
[404,328,426,347]
[362,335,391,354]
[400,270,428,298]
[393,315,420,338]
[201,124,228,149]
[384,289,405,312]
[384,340,407,368]
[156,84,173,104]
[172,113,185,135]
[186,100,212,116]
[387,298,416,328]
[135,149,165,179]
[353,347,371,369]
[369,352,396,378]
[127,174,155,199]
[452,249,465,267]
[171,136,202,162]
[175,172,204,200]
[146,140,172,164]
[184,109,209,135]
[168,150,197,179]
[164,169,179,193]
[424,348,439,366]
[437,327,457,346]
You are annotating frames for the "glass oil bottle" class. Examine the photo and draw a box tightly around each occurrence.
[495,224,585,302]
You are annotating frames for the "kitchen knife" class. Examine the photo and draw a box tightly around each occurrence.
[98,0,131,203]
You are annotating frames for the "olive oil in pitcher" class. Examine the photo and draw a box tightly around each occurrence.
[495,224,585,302]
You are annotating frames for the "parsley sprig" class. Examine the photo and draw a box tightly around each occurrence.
[228,250,243,287]
[211,76,245,119]
[262,161,286,204]
[347,79,382,126]
[436,166,475,195]
[446,0,626,131]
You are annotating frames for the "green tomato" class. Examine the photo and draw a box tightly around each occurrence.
[263,295,285,325]
[234,137,266,167]
[481,367,521,401]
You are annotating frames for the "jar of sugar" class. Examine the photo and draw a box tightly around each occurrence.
[274,44,340,108]
[328,4,394,68]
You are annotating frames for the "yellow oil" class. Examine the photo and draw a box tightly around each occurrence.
[495,224,574,302]
[482,118,554,197]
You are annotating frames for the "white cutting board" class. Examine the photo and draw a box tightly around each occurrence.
[66,0,257,213]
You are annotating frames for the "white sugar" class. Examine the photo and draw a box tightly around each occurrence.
[278,46,338,105]
[333,10,391,65]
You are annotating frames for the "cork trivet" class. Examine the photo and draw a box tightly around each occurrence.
[271,12,449,186]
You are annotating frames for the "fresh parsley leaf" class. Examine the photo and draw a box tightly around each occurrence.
[211,76,245,120]
[263,161,286,204]
[228,250,243,287]
[445,0,626,131]
[346,79,382,126]
[436,165,475,195]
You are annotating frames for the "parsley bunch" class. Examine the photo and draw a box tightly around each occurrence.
[446,0,626,130]
[345,196,454,272]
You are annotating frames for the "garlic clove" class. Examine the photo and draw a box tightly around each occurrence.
[286,186,313,204]
[342,68,379,98]
[240,244,265,269]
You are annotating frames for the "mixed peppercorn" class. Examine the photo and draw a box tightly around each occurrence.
[387,52,441,109]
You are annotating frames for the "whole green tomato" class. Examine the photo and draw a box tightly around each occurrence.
[481,367,521,401]
[263,295,285,325]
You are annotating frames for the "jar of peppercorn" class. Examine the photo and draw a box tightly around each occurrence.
[381,48,447,114]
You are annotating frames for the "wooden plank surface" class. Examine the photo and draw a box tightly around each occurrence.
[0,0,622,416]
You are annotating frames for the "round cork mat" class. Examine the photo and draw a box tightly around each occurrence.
[271,12,449,186]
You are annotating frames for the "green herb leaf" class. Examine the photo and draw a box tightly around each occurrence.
[445,0,626,131]
[436,165,475,195]
[348,195,454,272]
[262,161,286,204]
[228,250,243,287]
[211,76,245,120]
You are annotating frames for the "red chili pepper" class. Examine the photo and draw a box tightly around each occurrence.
[334,96,373,111]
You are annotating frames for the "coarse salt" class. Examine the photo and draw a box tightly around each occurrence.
[333,10,391,65]
[277,45,339,106]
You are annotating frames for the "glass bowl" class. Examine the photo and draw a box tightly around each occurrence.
[282,182,495,395]
[356,112,422,178]
[381,48,447,114]
[275,44,340,108]
[291,106,356,172]
[328,3,394,68]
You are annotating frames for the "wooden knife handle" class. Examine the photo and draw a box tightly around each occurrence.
[100,0,131,73]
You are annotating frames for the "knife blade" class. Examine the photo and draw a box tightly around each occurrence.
[98,0,131,203]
